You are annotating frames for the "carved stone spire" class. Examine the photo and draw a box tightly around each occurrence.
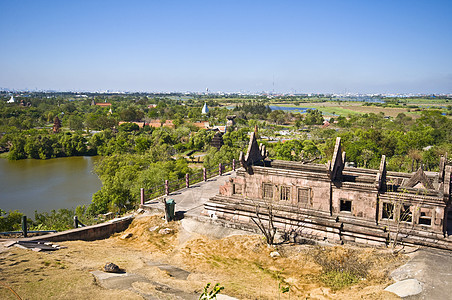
[239,127,268,172]
[327,137,344,181]
[403,167,434,190]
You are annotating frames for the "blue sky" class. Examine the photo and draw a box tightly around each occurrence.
[0,0,451,94]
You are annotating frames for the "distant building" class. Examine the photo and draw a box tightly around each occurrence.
[147,119,175,128]
[210,125,227,133]
[210,132,224,150]
[53,116,61,133]
[191,121,210,129]
[202,103,209,114]
[226,115,237,127]
[91,100,112,107]
[7,96,15,103]
[118,121,147,128]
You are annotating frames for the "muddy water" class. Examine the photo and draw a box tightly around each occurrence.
[0,156,102,217]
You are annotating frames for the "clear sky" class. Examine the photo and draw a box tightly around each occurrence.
[0,0,451,94]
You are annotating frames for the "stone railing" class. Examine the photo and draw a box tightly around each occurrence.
[140,159,236,204]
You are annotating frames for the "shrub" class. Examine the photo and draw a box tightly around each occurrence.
[311,246,370,290]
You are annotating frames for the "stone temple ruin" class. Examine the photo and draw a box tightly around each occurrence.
[205,129,452,250]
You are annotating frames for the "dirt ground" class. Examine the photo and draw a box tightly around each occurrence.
[0,214,404,299]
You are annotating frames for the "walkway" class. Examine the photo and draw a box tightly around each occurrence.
[141,171,235,219]
[390,248,452,299]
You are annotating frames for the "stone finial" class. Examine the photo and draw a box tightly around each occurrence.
[403,167,434,190]
[444,165,451,196]
[439,154,447,182]
[240,127,267,172]
[328,137,344,181]
[376,155,387,190]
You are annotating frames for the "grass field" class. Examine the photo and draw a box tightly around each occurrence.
[270,102,415,118]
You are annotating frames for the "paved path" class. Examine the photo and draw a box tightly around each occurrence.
[142,171,235,219]
[390,248,452,299]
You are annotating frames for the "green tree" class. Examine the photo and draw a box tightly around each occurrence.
[68,114,84,131]
[304,109,324,125]
[119,122,140,132]
[0,210,24,231]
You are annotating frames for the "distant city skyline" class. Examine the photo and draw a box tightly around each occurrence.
[1,0,451,94]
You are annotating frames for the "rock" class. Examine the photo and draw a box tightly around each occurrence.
[216,294,239,300]
[270,251,281,258]
[104,262,121,273]
[158,228,173,235]
[120,233,133,240]
[384,278,423,297]
[149,225,159,232]
[3,241,17,248]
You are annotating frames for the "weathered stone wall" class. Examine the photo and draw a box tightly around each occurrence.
[242,166,332,213]
[332,184,378,221]
[205,195,452,250]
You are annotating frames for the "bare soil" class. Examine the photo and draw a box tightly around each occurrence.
[0,214,404,299]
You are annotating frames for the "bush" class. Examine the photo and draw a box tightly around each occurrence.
[311,246,370,290]
[119,122,140,132]
[0,209,24,231]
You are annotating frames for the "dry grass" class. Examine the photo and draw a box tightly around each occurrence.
[0,215,404,299]
[304,102,416,118]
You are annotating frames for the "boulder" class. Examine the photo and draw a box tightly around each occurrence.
[384,278,423,297]
[103,262,121,273]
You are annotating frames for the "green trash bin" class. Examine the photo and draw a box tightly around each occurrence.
[165,199,176,221]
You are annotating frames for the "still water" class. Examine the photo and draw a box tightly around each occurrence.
[269,105,309,112]
[0,156,102,218]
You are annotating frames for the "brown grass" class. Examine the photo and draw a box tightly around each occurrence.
[306,102,416,118]
[0,215,404,299]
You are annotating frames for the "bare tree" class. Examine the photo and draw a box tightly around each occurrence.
[248,190,306,246]
[250,197,278,245]
[381,186,425,252]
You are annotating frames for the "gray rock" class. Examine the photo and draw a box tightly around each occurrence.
[384,278,423,297]
[270,251,281,258]
[103,262,121,273]
[158,228,173,235]
[120,233,133,239]
[216,295,239,300]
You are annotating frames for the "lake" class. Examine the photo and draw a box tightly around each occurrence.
[0,156,102,218]
[269,105,309,113]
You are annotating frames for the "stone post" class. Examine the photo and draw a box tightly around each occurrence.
[203,168,207,181]
[165,180,169,195]
[219,163,223,176]
[185,173,189,188]
[140,188,145,205]
[232,159,236,171]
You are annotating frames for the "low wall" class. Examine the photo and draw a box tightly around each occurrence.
[23,216,134,242]
[205,196,452,251]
